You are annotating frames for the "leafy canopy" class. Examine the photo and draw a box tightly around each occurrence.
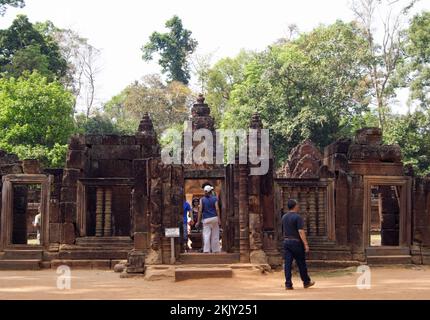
[142,15,198,84]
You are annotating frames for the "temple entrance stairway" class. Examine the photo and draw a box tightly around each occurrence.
[51,237,133,269]
[366,247,412,265]
[173,252,268,281]
[0,248,43,270]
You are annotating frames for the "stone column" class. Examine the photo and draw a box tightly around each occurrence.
[95,187,104,237]
[104,188,112,237]
[239,164,250,263]
[248,173,268,264]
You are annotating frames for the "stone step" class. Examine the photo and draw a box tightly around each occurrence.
[51,259,120,269]
[366,247,410,256]
[2,249,43,260]
[61,245,133,251]
[307,260,362,269]
[366,255,412,265]
[0,259,41,270]
[178,253,240,265]
[58,250,129,260]
[175,267,233,282]
[75,237,133,246]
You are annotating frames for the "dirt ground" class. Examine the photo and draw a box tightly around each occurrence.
[0,265,430,300]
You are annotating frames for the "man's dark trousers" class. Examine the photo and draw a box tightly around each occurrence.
[284,239,311,288]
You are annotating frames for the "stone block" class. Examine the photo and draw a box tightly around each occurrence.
[84,135,103,145]
[68,135,85,150]
[62,168,81,186]
[61,202,77,223]
[134,232,149,250]
[60,186,77,202]
[66,150,85,169]
[61,223,76,245]
[49,223,61,243]
[49,202,60,223]
[90,145,141,160]
[0,164,23,175]
[101,135,121,145]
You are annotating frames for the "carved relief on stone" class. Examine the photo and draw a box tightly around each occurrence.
[136,113,160,158]
[279,140,323,178]
[348,127,403,163]
[146,159,163,264]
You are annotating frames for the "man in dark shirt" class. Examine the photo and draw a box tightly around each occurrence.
[282,199,315,290]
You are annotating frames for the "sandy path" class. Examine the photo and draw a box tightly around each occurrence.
[0,266,429,300]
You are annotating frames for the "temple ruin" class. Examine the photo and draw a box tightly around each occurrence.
[0,96,430,273]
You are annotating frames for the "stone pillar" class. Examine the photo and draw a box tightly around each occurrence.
[248,173,268,264]
[145,159,163,265]
[239,164,250,263]
[95,187,104,237]
[104,188,112,237]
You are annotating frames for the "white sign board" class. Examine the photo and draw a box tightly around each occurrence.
[165,228,180,238]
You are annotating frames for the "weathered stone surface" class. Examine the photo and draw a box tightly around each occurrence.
[0,164,23,175]
[68,135,85,150]
[49,223,61,243]
[62,168,81,186]
[60,186,77,202]
[66,150,85,169]
[61,202,77,223]
[22,159,40,174]
[355,127,382,145]
[280,140,322,178]
[61,223,76,245]
[90,145,141,160]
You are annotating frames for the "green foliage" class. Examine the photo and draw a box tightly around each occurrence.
[0,15,68,80]
[405,11,430,109]
[0,71,75,167]
[206,50,255,126]
[384,111,430,175]
[75,113,123,135]
[104,74,192,135]
[220,21,372,165]
[8,143,68,168]
[142,15,198,84]
[0,0,24,16]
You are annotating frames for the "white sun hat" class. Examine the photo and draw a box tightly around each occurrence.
[204,185,214,193]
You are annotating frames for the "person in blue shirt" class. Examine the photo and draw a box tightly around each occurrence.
[196,185,221,253]
[282,199,315,290]
[183,200,192,252]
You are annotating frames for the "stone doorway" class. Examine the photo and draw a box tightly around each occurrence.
[183,178,227,253]
[77,178,133,238]
[0,174,51,250]
[364,176,412,249]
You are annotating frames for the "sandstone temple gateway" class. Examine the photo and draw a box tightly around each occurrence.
[0,95,430,274]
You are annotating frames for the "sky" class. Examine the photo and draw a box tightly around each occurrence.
[1,0,430,113]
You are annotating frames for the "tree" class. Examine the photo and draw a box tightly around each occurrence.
[104,74,192,134]
[221,21,372,165]
[142,16,198,84]
[351,0,418,132]
[403,11,430,109]
[0,0,24,16]
[75,112,122,135]
[0,71,75,167]
[205,50,255,125]
[0,15,68,80]
[384,111,430,175]
[35,21,102,114]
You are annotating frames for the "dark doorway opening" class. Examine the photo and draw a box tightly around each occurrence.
[370,185,400,247]
[86,185,132,237]
[12,184,42,246]
[183,179,225,253]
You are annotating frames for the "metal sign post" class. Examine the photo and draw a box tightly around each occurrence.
[165,228,180,265]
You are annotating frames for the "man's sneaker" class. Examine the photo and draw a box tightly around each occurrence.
[285,287,294,290]
[304,281,315,289]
